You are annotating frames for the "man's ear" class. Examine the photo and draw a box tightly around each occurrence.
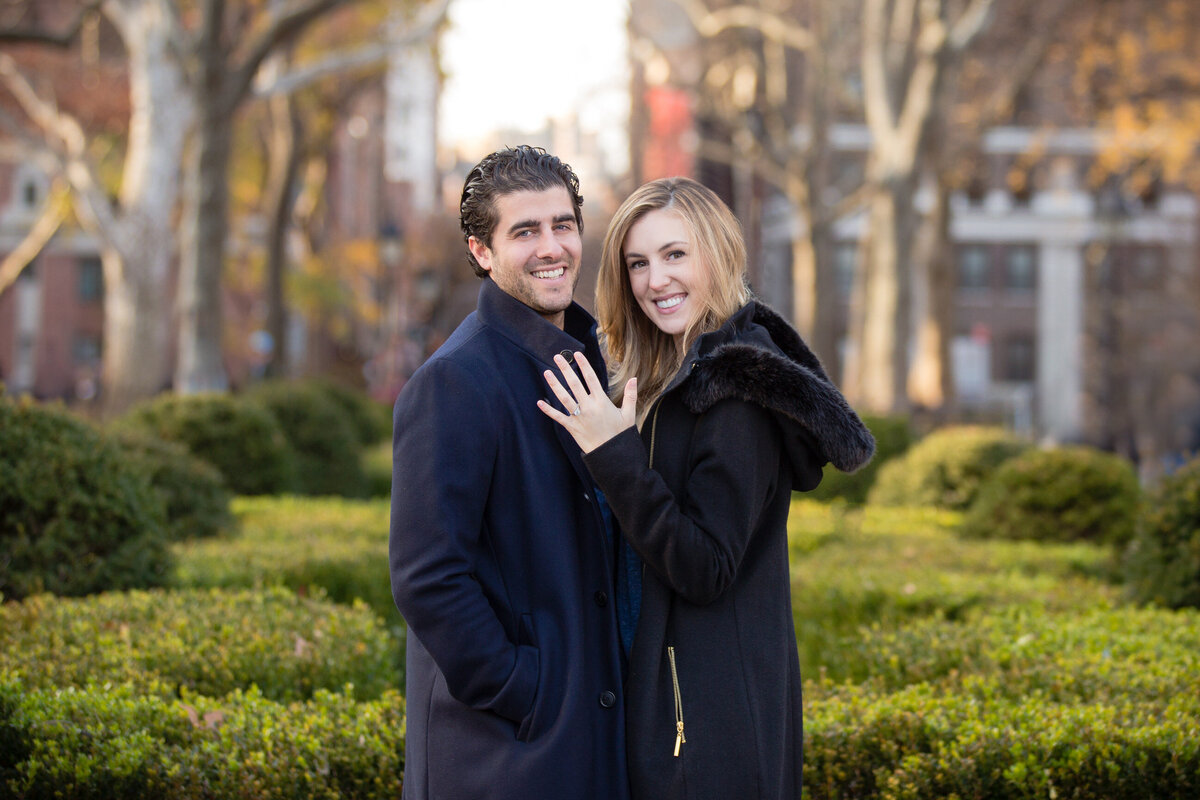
[467,236,492,274]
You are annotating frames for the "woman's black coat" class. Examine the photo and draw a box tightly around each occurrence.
[583,301,874,800]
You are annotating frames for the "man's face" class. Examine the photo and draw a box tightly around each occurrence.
[468,187,582,328]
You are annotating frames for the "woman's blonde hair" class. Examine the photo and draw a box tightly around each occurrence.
[597,177,750,419]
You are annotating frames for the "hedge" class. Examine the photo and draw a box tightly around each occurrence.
[362,440,393,498]
[832,605,1200,702]
[962,446,1142,547]
[0,587,398,702]
[173,496,395,623]
[118,392,296,495]
[787,501,1120,681]
[307,377,392,446]
[244,380,366,497]
[110,430,234,541]
[1126,454,1200,609]
[804,685,1199,800]
[0,395,171,600]
[0,678,406,800]
[869,425,1030,510]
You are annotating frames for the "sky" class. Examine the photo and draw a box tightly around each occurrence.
[437,0,631,173]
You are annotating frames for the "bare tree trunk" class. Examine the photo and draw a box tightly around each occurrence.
[263,88,302,378]
[101,246,171,411]
[857,174,917,413]
[908,174,953,410]
[176,99,234,393]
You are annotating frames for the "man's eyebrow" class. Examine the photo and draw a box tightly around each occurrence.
[506,213,577,235]
[506,218,539,235]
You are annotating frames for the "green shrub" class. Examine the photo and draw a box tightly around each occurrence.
[0,587,398,701]
[173,496,395,623]
[801,605,1200,799]
[832,605,1200,701]
[244,380,366,496]
[804,686,1199,800]
[868,425,1029,510]
[0,677,406,799]
[110,430,234,540]
[362,440,393,498]
[961,446,1141,546]
[787,500,1120,681]
[118,392,296,495]
[308,377,392,445]
[808,414,912,505]
[1126,455,1200,609]
[0,396,171,600]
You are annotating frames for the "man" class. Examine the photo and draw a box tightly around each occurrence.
[390,146,630,800]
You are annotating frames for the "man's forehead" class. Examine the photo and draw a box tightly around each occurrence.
[494,186,575,225]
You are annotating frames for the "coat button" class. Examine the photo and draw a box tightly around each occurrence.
[594,591,608,607]
[559,349,574,361]
[599,691,617,708]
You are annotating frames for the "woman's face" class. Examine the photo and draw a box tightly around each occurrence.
[623,208,710,347]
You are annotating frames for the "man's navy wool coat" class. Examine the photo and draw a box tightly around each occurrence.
[390,279,630,800]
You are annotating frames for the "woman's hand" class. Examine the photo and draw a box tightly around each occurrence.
[537,351,638,453]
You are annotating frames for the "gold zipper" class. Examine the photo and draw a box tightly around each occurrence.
[667,645,686,756]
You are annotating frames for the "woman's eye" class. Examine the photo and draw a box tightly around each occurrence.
[627,260,646,271]
[667,250,685,260]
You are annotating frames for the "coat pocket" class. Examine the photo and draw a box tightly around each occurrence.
[515,613,541,742]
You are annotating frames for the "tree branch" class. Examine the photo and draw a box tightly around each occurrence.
[948,0,997,51]
[228,0,347,106]
[253,0,451,99]
[0,53,120,237]
[0,0,103,47]
[977,0,1072,127]
[671,0,812,50]
[862,0,898,135]
[0,180,72,296]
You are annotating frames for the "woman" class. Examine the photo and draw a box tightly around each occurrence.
[537,177,874,799]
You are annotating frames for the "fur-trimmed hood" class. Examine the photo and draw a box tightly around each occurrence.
[677,301,875,473]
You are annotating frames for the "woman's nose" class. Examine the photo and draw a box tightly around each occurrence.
[648,263,670,290]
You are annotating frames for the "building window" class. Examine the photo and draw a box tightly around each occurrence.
[72,334,102,365]
[1002,335,1035,382]
[1004,245,1037,291]
[18,257,37,282]
[834,242,857,298]
[958,245,990,290]
[78,257,103,303]
[22,181,39,208]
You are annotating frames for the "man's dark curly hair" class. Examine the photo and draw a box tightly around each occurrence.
[459,145,584,277]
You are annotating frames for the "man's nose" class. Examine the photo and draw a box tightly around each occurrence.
[536,230,565,260]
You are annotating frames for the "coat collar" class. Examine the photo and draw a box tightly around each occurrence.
[476,278,604,375]
[674,301,875,473]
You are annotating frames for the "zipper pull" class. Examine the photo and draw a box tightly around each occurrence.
[673,721,685,757]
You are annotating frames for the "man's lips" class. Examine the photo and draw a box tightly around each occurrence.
[532,266,566,280]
